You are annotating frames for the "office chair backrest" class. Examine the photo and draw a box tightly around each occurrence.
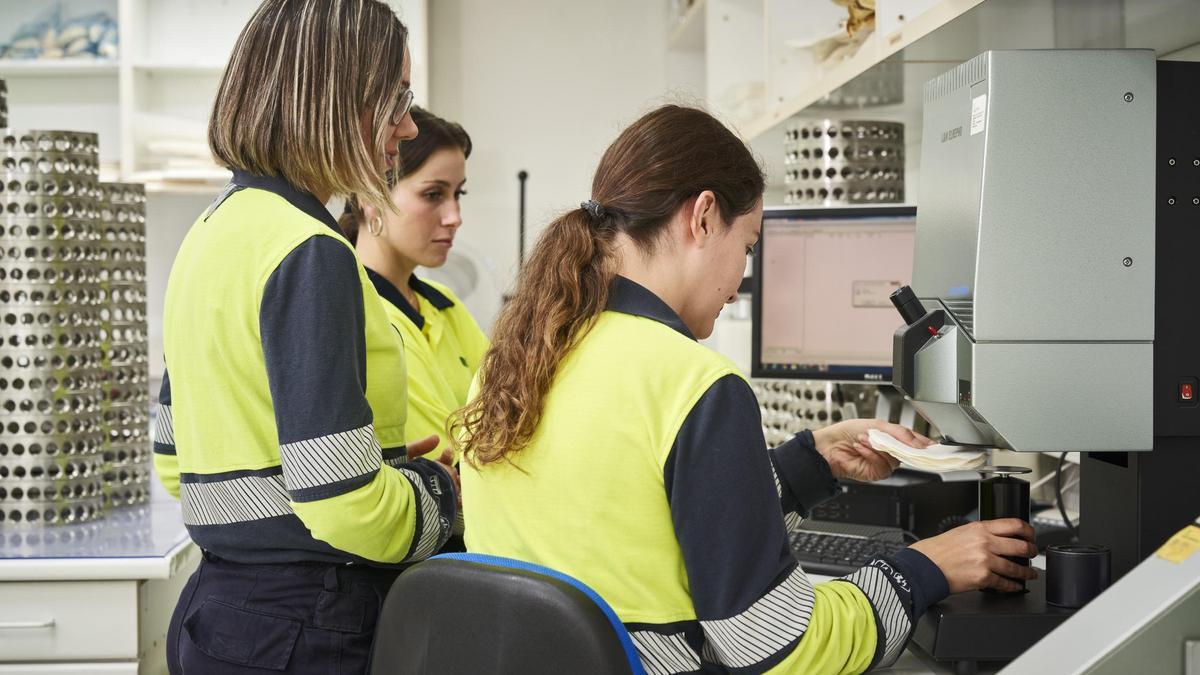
[371,552,647,675]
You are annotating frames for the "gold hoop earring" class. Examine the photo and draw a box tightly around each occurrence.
[368,216,383,237]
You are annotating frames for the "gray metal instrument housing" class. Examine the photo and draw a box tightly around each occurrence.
[903,49,1156,452]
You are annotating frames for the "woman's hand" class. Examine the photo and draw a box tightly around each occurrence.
[811,419,932,482]
[909,519,1039,593]
[407,435,461,507]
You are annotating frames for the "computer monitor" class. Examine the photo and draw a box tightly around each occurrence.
[751,206,917,382]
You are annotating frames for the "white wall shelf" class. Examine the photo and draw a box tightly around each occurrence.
[2,0,426,195]
[0,59,119,77]
[668,0,1200,203]
[743,0,984,140]
[748,0,1200,142]
[0,0,429,381]
[127,169,233,195]
[131,62,224,76]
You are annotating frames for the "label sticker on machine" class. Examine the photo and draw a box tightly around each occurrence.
[970,94,987,135]
[852,280,903,308]
[1156,523,1200,564]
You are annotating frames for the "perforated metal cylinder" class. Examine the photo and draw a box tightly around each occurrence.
[98,183,150,508]
[782,120,904,206]
[0,130,106,527]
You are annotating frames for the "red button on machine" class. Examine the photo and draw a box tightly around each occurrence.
[1183,382,1195,401]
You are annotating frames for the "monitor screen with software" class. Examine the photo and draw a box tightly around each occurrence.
[751,206,917,382]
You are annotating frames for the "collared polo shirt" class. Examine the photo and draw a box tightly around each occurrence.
[366,268,489,455]
[463,276,948,674]
[152,171,456,565]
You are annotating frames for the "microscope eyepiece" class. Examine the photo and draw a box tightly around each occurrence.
[890,285,927,325]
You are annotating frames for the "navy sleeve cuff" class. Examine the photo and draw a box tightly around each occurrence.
[152,370,176,455]
[396,457,458,560]
[888,547,950,617]
[768,430,838,516]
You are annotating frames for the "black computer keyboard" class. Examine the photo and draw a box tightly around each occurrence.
[789,527,908,577]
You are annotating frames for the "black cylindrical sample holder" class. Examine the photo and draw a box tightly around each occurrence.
[1046,544,1111,608]
[890,285,928,325]
[979,474,1031,592]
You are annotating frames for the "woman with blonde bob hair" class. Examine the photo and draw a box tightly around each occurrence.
[456,105,1038,674]
[155,2,458,673]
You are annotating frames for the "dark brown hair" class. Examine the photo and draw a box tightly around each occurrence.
[339,106,473,242]
[209,0,408,211]
[453,105,764,467]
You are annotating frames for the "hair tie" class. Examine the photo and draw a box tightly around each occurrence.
[580,200,607,220]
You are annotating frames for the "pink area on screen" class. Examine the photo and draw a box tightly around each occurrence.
[760,216,915,368]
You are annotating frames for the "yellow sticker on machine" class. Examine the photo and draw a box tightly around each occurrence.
[1156,523,1200,564]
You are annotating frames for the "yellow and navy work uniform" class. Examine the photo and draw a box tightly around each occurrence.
[364,268,488,455]
[153,172,457,674]
[463,277,948,675]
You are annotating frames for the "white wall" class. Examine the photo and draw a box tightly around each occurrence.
[144,0,678,379]
[145,193,215,383]
[428,0,676,329]
[391,0,430,106]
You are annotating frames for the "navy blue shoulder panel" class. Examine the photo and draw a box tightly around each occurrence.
[260,235,372,443]
[663,374,796,619]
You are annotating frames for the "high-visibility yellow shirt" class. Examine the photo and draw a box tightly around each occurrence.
[365,269,489,456]
[462,276,949,674]
[152,171,456,565]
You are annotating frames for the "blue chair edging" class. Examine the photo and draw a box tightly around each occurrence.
[430,552,648,675]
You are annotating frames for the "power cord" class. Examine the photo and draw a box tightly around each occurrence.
[867,528,920,544]
[936,514,972,534]
[1056,452,1079,542]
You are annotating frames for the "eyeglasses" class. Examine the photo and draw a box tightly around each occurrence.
[390,87,415,126]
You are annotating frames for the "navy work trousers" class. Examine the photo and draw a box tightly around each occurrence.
[167,552,402,674]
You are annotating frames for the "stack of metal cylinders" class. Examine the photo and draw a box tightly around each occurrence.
[782,119,904,206]
[0,130,107,526]
[98,182,150,507]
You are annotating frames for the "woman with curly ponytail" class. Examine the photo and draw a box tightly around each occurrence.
[455,104,1031,675]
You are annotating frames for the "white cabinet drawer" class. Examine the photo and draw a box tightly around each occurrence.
[0,580,138,660]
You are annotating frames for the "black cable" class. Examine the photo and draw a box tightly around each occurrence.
[1055,451,1079,541]
[517,170,528,268]
[867,528,920,544]
[936,514,972,534]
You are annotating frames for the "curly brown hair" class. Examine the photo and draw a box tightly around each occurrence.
[452,105,764,467]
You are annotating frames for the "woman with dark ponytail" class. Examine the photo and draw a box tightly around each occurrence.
[455,105,1038,674]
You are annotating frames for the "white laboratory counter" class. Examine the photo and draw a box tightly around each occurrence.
[0,490,1006,675]
[0,486,198,675]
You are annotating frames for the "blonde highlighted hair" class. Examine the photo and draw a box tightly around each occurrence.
[209,0,408,211]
